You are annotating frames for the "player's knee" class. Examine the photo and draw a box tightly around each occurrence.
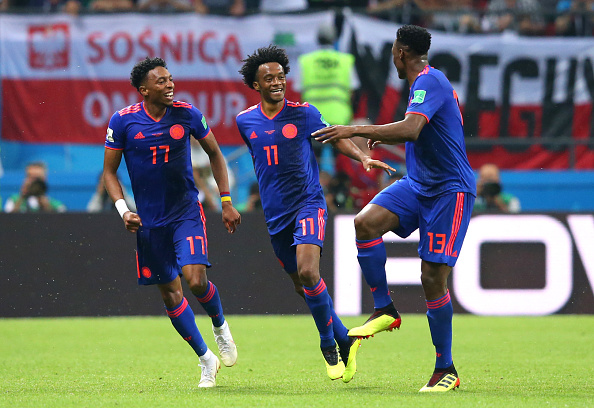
[354,212,376,239]
[298,268,319,288]
[420,272,438,289]
[187,274,209,296]
[420,266,449,298]
[161,289,183,309]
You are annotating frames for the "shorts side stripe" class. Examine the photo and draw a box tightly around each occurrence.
[198,201,208,256]
[445,193,464,256]
[318,208,325,241]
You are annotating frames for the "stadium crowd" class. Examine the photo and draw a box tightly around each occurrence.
[1,0,593,37]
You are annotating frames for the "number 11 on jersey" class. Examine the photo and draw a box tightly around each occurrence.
[263,145,278,166]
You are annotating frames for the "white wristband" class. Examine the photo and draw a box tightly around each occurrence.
[115,199,130,219]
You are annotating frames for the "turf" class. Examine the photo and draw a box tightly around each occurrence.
[1,315,592,407]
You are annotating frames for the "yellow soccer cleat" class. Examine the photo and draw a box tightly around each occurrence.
[321,345,345,380]
[347,310,401,339]
[340,337,361,383]
[419,365,460,392]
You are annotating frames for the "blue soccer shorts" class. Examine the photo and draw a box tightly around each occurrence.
[270,206,328,274]
[135,215,211,285]
[370,178,474,267]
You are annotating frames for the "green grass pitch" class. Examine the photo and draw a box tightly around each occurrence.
[1,314,592,407]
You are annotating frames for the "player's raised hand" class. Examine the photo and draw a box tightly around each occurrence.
[312,125,355,143]
[123,211,142,233]
[361,156,396,176]
[222,203,241,234]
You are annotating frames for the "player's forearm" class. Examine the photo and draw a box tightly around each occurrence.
[333,139,369,163]
[209,155,231,194]
[102,171,125,203]
[353,122,418,144]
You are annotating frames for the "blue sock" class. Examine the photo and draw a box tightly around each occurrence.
[356,238,392,309]
[328,296,350,347]
[166,297,208,356]
[196,281,225,327]
[426,290,454,369]
[303,278,335,348]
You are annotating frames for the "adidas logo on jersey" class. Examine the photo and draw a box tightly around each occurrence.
[249,131,257,139]
[134,132,145,139]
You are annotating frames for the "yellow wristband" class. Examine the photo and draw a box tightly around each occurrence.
[221,196,232,203]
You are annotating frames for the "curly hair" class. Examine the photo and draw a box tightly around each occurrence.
[397,25,431,56]
[130,57,167,91]
[239,45,290,89]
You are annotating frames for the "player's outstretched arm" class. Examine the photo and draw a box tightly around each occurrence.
[103,147,142,232]
[313,114,426,145]
[198,132,241,234]
[331,139,396,175]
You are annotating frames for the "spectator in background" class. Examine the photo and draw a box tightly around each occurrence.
[474,163,521,213]
[137,0,192,12]
[89,0,134,12]
[555,0,594,36]
[258,0,307,13]
[87,173,136,213]
[482,0,545,35]
[4,0,81,12]
[193,0,245,15]
[367,0,426,26]
[296,22,359,162]
[4,162,66,213]
[325,171,355,212]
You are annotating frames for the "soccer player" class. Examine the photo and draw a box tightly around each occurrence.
[236,45,395,383]
[102,57,241,388]
[313,25,476,392]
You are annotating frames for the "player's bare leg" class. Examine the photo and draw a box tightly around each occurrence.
[183,264,237,368]
[158,276,220,387]
[296,244,346,379]
[349,204,402,338]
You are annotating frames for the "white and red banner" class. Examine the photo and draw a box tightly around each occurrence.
[1,12,593,168]
[0,13,332,145]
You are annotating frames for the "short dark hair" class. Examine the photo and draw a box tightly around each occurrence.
[239,45,290,90]
[397,25,431,56]
[130,57,167,90]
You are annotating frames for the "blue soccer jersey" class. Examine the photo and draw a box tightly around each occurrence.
[236,100,328,234]
[105,101,210,227]
[405,65,476,197]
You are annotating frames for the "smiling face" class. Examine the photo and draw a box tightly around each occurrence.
[253,62,286,104]
[140,66,175,107]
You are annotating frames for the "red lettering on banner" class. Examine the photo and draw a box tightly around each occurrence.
[87,32,104,64]
[109,32,134,64]
[221,34,242,63]
[199,31,217,63]
[187,31,195,62]
[139,29,155,58]
[85,30,243,65]
[161,33,182,62]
